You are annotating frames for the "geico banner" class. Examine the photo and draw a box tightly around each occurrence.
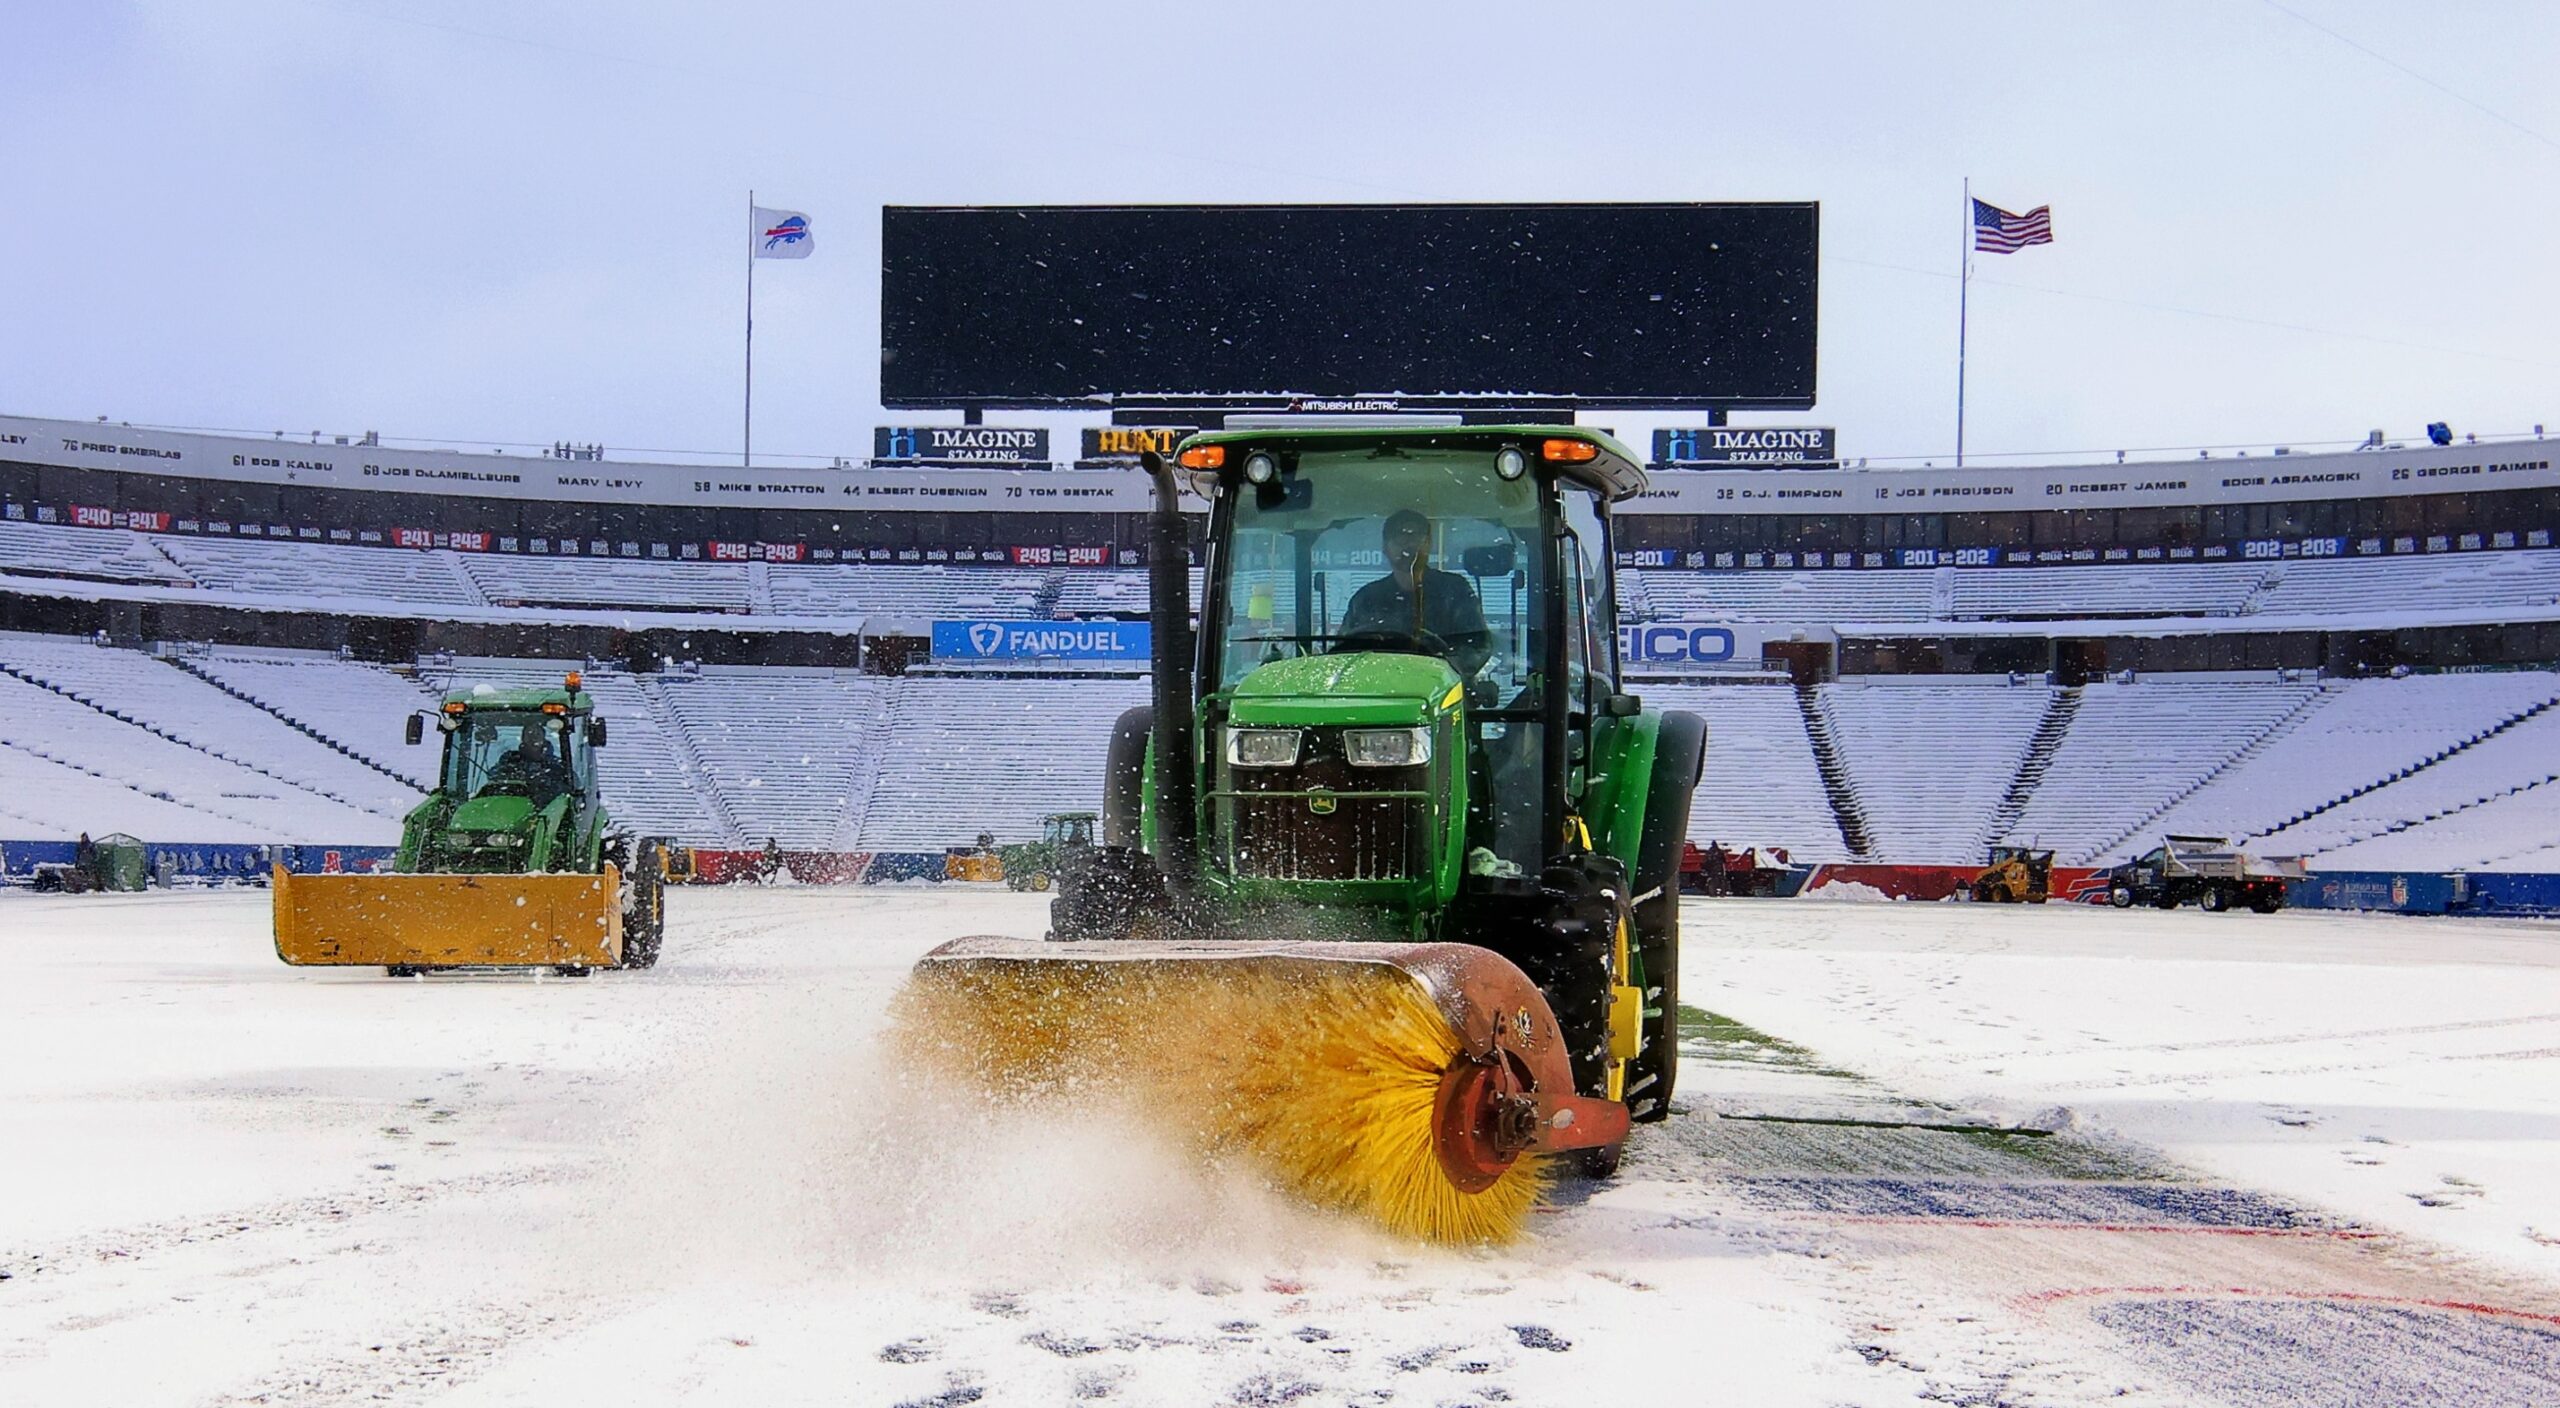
[931,619,1152,662]
[1617,621,1809,670]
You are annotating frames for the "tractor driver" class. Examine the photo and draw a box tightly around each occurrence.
[486,723,573,806]
[1337,509,1492,677]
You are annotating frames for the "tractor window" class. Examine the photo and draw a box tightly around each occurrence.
[1558,485,1617,704]
[444,712,591,804]
[1215,449,1538,695]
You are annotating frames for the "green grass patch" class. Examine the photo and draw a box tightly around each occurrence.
[1678,1005,1861,1080]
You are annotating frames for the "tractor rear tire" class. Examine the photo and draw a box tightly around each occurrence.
[1100,706,1154,850]
[620,837,667,969]
[1626,711,1705,1125]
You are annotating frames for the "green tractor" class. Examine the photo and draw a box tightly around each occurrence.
[273,671,668,976]
[911,426,1707,1198]
[1000,811,1097,891]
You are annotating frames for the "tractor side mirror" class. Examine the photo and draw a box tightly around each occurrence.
[1461,542,1516,578]
[405,714,423,746]
[588,718,609,747]
[1605,692,1642,718]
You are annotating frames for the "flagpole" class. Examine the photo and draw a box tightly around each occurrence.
[744,190,756,469]
[1957,177,1970,469]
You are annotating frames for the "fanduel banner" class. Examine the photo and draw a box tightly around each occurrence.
[1654,426,1837,468]
[931,619,1151,662]
[872,426,1052,467]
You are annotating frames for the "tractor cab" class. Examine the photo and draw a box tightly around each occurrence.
[1185,426,1641,901]
[402,676,610,874]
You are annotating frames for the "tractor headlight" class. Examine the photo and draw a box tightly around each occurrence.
[1344,727,1432,768]
[1225,728,1302,768]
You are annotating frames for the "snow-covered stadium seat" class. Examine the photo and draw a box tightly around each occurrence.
[0,634,421,820]
[1945,563,2270,620]
[2254,705,2560,862]
[462,555,752,612]
[0,521,193,585]
[182,648,447,788]
[2253,553,2560,619]
[157,538,486,609]
[2147,673,2560,845]
[656,668,888,849]
[2310,772,2560,872]
[2010,678,2323,863]
[856,677,1150,850]
[766,565,1049,623]
[1631,570,1937,623]
[1821,677,2052,861]
[0,740,243,840]
[0,669,395,842]
[1639,683,1847,862]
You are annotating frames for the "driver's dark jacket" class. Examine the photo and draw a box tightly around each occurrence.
[1338,567,1490,653]
[487,749,572,805]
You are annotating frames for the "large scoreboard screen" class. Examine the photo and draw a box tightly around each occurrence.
[880,203,1817,412]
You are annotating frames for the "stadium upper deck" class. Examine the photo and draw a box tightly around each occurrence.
[4,412,2557,675]
[4,412,2552,571]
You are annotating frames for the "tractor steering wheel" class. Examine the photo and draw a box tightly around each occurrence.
[1332,627,1455,659]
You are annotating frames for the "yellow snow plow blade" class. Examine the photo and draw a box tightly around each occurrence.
[272,864,623,968]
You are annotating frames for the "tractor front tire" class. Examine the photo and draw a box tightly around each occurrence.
[1625,710,1705,1126]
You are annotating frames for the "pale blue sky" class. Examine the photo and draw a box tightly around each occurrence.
[5,1,2554,466]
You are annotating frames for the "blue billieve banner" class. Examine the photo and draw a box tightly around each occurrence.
[931,619,1152,662]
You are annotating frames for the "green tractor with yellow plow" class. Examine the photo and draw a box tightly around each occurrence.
[273,672,667,976]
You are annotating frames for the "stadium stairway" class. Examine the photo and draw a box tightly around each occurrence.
[1821,679,2051,861]
[649,669,886,849]
[1982,686,2082,846]
[1791,683,1873,857]
[636,676,748,846]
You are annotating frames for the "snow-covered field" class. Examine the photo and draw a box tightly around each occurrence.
[3,888,2556,1406]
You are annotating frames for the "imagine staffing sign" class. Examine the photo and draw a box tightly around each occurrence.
[1653,426,1838,468]
[872,426,1052,467]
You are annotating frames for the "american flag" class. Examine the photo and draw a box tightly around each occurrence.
[1972,198,2053,253]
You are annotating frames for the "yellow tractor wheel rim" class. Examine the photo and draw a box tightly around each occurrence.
[1605,911,1640,1104]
